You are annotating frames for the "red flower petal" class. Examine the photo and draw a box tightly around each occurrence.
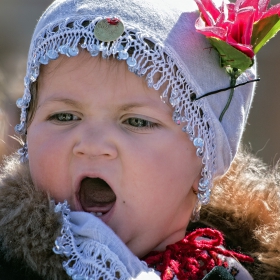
[257,0,271,13]
[260,3,280,20]
[194,0,221,25]
[229,7,255,46]
[226,37,255,58]
[215,7,227,27]
[225,3,236,22]
[195,17,227,39]
[236,0,270,20]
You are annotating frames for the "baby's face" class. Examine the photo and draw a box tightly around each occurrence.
[27,52,202,257]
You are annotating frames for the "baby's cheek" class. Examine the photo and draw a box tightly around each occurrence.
[28,139,59,188]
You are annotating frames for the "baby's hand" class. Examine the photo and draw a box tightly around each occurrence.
[53,202,160,280]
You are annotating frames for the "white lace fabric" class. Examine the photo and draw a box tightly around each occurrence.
[53,202,160,280]
[53,202,130,279]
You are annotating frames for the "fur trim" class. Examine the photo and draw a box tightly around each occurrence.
[189,147,280,279]
[0,154,68,280]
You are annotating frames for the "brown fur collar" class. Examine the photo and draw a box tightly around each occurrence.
[0,154,68,280]
[189,147,280,279]
[0,149,279,279]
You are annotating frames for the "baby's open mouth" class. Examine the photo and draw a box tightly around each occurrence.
[79,177,116,217]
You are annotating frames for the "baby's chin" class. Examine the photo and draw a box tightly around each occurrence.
[131,229,188,258]
[115,230,181,259]
[125,240,155,258]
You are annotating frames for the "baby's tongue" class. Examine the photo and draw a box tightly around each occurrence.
[79,177,116,213]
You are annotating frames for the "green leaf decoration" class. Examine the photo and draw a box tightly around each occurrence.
[208,38,253,73]
[252,14,280,54]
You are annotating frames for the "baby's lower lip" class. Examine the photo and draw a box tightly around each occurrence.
[85,202,116,223]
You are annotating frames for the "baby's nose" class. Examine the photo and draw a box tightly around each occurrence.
[72,121,118,159]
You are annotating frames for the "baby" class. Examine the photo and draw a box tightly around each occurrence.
[28,52,202,258]
[1,0,280,279]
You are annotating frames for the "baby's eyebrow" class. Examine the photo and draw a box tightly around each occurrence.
[38,97,83,109]
[117,102,172,116]
[117,103,146,112]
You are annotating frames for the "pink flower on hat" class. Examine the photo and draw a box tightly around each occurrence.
[195,0,280,71]
[194,0,280,121]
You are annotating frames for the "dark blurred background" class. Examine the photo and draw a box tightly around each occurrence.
[0,0,280,166]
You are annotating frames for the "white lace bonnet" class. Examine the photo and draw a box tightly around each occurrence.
[15,0,256,206]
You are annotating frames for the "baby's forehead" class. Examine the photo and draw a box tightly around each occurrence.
[40,51,103,76]
[37,52,170,109]
[41,51,122,78]
[39,51,162,93]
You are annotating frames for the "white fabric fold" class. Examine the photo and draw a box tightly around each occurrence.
[53,204,160,280]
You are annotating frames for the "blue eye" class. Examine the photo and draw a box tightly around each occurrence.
[49,113,80,122]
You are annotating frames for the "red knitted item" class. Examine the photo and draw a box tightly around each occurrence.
[143,228,253,280]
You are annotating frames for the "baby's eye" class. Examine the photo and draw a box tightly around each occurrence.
[48,112,80,122]
[124,117,159,129]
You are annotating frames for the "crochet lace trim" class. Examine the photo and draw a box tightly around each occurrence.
[53,202,131,280]
[16,15,216,204]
